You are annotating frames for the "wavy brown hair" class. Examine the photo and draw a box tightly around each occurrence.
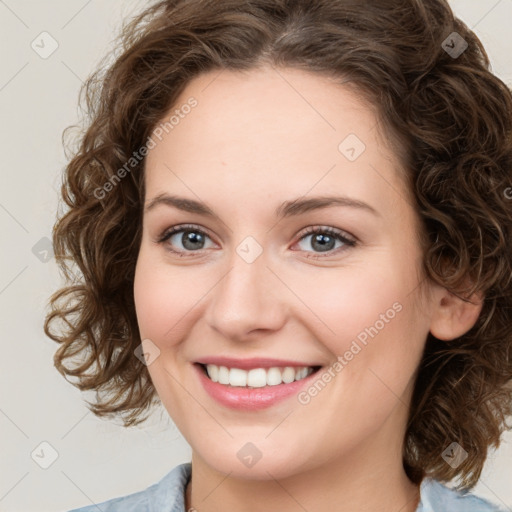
[44,0,512,490]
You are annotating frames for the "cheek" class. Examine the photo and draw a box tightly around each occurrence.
[292,257,425,389]
[133,247,214,345]
[289,262,408,348]
[134,249,184,341]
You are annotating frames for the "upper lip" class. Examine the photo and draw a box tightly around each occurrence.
[194,356,323,370]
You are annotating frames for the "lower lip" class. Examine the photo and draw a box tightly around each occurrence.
[193,363,321,410]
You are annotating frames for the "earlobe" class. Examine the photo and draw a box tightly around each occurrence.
[429,287,484,341]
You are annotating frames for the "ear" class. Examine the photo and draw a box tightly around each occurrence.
[429,285,484,341]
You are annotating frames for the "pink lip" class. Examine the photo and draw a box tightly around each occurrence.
[193,363,322,410]
[195,356,321,370]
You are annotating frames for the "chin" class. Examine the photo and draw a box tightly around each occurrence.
[191,439,317,481]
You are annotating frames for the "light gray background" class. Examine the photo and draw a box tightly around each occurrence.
[1,1,511,511]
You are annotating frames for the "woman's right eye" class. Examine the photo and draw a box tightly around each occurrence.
[157,224,216,255]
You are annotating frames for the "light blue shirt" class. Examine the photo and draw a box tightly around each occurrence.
[68,462,506,511]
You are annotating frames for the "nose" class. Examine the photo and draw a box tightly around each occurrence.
[204,251,287,341]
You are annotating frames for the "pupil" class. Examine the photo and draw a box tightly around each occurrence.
[183,231,204,250]
[313,233,334,252]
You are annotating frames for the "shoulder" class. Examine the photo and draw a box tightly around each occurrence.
[67,462,192,512]
[418,478,506,512]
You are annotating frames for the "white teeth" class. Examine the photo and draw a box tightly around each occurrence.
[246,368,267,388]
[207,364,219,382]
[204,364,315,387]
[217,365,229,384]
[229,368,247,387]
[266,367,282,386]
[281,367,296,383]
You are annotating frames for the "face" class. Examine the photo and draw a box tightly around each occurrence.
[134,66,436,480]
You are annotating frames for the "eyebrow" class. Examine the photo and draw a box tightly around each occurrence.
[144,193,380,218]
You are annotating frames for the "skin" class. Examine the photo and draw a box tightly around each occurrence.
[133,66,483,512]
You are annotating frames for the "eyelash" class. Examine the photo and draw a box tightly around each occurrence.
[156,224,357,259]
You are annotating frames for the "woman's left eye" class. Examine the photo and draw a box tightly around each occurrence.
[293,227,357,258]
[156,224,357,258]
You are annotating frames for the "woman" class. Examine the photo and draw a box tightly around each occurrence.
[45,0,512,510]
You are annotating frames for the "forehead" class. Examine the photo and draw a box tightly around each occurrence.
[144,66,412,222]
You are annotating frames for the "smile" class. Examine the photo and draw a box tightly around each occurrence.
[201,364,320,387]
[193,362,323,410]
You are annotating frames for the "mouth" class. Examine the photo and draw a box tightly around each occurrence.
[195,363,323,388]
